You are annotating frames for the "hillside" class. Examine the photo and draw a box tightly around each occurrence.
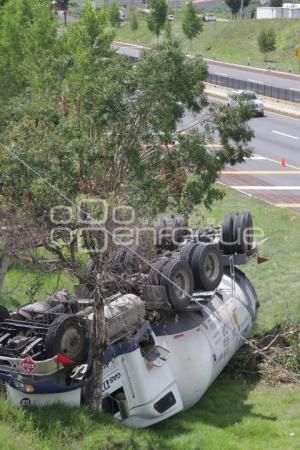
[116,17,300,73]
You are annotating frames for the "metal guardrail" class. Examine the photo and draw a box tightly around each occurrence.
[207,73,300,104]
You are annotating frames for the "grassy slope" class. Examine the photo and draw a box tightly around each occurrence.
[1,187,300,449]
[116,16,300,73]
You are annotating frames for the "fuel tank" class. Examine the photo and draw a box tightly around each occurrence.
[151,268,259,411]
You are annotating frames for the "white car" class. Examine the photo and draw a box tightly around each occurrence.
[203,13,216,22]
[227,90,264,117]
[167,14,175,21]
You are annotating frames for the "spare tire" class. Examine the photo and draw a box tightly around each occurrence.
[161,259,194,311]
[0,305,10,322]
[45,314,88,363]
[124,245,152,273]
[221,212,236,255]
[191,244,223,291]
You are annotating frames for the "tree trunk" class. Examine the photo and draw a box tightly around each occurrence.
[87,281,106,412]
[64,10,67,26]
[0,251,10,295]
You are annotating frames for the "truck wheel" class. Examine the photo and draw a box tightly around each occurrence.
[45,315,88,363]
[221,212,236,254]
[148,257,171,285]
[233,213,250,254]
[161,259,194,311]
[0,305,10,322]
[241,211,253,251]
[179,243,198,265]
[191,244,223,291]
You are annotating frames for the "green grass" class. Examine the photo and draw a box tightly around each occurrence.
[0,262,75,310]
[116,16,300,74]
[0,376,299,449]
[1,187,300,449]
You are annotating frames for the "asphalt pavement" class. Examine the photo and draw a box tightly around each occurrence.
[115,42,300,100]
[206,60,300,92]
[220,112,300,212]
[180,107,300,212]
[114,43,300,212]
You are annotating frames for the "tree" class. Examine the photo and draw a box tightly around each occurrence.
[147,0,167,42]
[130,12,138,31]
[109,2,120,27]
[182,1,202,48]
[257,28,276,61]
[225,0,250,19]
[56,0,69,26]
[0,0,255,412]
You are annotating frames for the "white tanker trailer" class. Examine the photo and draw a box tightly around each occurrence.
[0,211,261,428]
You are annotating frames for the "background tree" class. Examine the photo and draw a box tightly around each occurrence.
[257,28,276,61]
[130,11,138,31]
[182,1,203,48]
[56,0,69,26]
[109,2,120,27]
[147,0,167,42]
[271,0,283,6]
[225,0,250,19]
[164,19,172,40]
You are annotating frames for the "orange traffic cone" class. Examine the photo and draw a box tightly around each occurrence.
[281,158,287,168]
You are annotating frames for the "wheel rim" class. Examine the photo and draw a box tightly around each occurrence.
[60,326,83,359]
[173,272,188,300]
[204,252,219,282]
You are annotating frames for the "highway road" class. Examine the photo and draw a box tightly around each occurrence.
[117,42,300,211]
[180,108,300,212]
[220,112,300,212]
[206,60,300,91]
[116,42,300,95]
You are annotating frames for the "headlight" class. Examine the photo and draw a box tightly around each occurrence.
[25,384,35,393]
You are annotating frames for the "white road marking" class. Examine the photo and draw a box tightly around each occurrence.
[276,203,300,208]
[249,155,267,160]
[272,130,299,140]
[255,153,300,170]
[230,186,300,190]
[247,79,263,84]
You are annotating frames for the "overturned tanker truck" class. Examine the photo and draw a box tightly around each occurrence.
[0,211,261,428]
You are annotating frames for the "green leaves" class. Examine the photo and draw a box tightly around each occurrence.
[147,0,167,40]
[257,28,276,62]
[182,1,203,44]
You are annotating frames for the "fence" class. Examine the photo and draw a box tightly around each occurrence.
[207,73,300,104]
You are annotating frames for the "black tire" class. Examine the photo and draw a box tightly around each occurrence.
[179,243,198,265]
[161,259,194,311]
[221,212,236,254]
[233,213,249,254]
[0,305,10,322]
[124,245,150,273]
[191,244,223,291]
[45,314,88,363]
[149,257,171,286]
[241,211,253,252]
